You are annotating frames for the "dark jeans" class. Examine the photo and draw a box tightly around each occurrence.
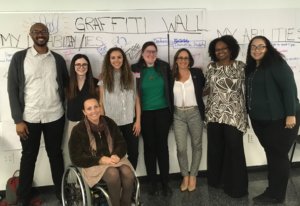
[17,115,65,203]
[207,122,248,197]
[141,108,171,185]
[119,123,139,169]
[250,111,300,201]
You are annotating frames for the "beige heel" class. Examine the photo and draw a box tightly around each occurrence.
[180,176,189,192]
[188,176,197,192]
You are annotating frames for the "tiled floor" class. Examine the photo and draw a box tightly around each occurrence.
[4,167,300,206]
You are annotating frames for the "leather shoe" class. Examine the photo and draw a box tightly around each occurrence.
[148,183,159,196]
[162,184,173,196]
[253,191,284,204]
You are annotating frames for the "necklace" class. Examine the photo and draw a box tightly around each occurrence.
[149,75,155,80]
[247,68,258,111]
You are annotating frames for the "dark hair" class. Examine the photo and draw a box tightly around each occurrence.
[137,41,158,66]
[81,95,100,110]
[67,54,96,100]
[208,35,240,62]
[245,35,285,75]
[100,47,133,92]
[172,48,194,80]
[30,23,48,33]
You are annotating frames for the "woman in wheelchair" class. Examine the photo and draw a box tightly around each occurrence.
[69,96,135,206]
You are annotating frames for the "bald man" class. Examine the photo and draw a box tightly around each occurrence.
[7,23,69,205]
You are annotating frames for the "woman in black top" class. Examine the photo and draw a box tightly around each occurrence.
[246,36,300,204]
[64,54,99,166]
[67,54,99,121]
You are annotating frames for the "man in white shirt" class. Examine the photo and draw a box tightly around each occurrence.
[7,22,69,206]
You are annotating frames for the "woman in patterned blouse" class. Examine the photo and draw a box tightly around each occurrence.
[204,35,248,198]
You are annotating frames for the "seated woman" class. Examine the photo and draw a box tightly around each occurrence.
[69,96,135,206]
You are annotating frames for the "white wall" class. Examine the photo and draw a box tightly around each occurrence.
[1,0,300,12]
[0,0,300,190]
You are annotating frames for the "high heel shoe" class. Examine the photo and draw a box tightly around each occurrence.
[180,176,189,192]
[188,176,197,192]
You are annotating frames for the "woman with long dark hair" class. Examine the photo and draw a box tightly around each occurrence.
[246,36,300,204]
[64,54,99,166]
[67,54,99,121]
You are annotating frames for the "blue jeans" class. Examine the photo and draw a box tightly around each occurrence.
[173,107,203,176]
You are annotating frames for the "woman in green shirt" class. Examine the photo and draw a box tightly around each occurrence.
[132,41,173,196]
[246,36,300,204]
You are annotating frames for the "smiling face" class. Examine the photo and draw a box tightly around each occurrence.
[29,23,49,47]
[142,45,157,66]
[215,41,231,63]
[74,57,88,77]
[176,50,190,70]
[250,38,267,65]
[110,50,123,70]
[82,98,101,125]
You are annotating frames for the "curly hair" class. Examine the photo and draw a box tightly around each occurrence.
[208,35,240,62]
[100,47,133,92]
[245,35,285,75]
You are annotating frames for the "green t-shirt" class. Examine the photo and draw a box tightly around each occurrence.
[141,67,168,111]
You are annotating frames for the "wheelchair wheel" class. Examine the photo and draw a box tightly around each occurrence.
[61,166,92,206]
[133,175,141,206]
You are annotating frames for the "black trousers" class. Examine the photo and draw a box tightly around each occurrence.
[250,111,300,201]
[17,115,65,203]
[118,123,139,169]
[141,108,171,185]
[207,122,248,197]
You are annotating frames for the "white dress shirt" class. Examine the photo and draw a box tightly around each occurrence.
[23,47,64,123]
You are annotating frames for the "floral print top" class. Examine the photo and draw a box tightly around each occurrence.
[204,60,248,133]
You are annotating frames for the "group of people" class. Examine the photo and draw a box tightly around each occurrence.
[7,22,300,206]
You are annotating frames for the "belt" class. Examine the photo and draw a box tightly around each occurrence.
[175,106,197,111]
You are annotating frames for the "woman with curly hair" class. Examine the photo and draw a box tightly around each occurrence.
[246,36,300,204]
[204,35,248,198]
[99,47,141,169]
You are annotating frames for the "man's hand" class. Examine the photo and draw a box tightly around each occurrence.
[16,122,29,140]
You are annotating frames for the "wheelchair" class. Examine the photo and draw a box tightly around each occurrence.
[61,165,141,206]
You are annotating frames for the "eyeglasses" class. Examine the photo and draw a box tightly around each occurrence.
[215,47,228,53]
[144,50,157,55]
[30,30,49,35]
[75,63,88,69]
[251,45,266,51]
[177,57,189,61]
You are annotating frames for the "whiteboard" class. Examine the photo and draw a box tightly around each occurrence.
[0,9,207,147]
[0,8,300,189]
